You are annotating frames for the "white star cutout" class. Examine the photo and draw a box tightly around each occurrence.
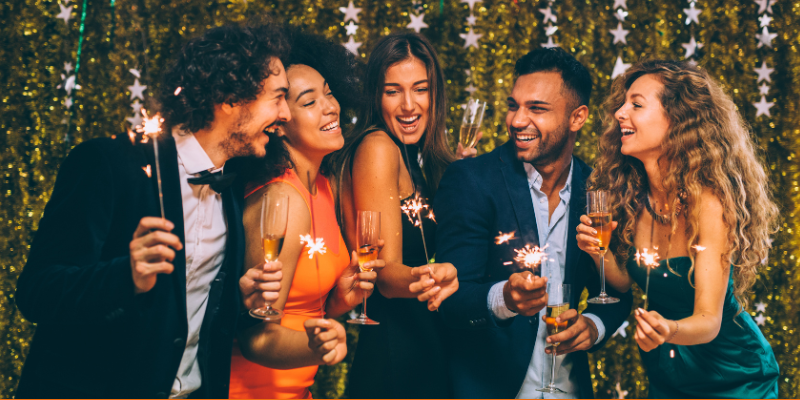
[344,21,358,36]
[126,113,143,128]
[754,0,774,14]
[754,61,774,83]
[545,24,558,37]
[755,313,766,326]
[540,36,559,49]
[466,13,477,26]
[758,14,772,27]
[612,320,629,338]
[612,55,631,79]
[613,0,627,9]
[128,78,147,100]
[339,1,362,23]
[465,84,477,95]
[615,382,629,399]
[539,7,557,24]
[65,97,73,108]
[609,22,629,44]
[755,301,767,313]
[343,36,362,56]
[753,95,774,117]
[407,12,429,33]
[56,3,73,24]
[683,2,702,25]
[681,35,703,58]
[58,74,81,94]
[756,25,778,48]
[63,62,73,74]
[130,99,143,114]
[615,8,628,22]
[759,83,770,95]
[460,27,482,49]
[460,0,482,11]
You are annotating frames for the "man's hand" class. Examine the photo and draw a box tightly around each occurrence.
[130,217,183,294]
[502,272,547,316]
[409,262,459,311]
[336,251,383,309]
[544,309,599,356]
[239,261,283,310]
[304,318,347,365]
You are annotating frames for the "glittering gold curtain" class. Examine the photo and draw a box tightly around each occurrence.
[1,0,798,398]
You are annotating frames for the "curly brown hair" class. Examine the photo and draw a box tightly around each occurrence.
[590,60,779,311]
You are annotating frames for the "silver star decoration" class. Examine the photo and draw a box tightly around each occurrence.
[344,21,358,36]
[407,12,429,33]
[126,113,143,128]
[681,35,703,58]
[759,14,772,27]
[65,96,73,108]
[540,36,559,49]
[128,78,147,100]
[615,382,629,399]
[615,8,628,22]
[545,24,558,37]
[612,55,631,78]
[465,84,478,95]
[609,22,629,44]
[755,313,766,326]
[612,320,629,338]
[343,36,362,56]
[759,83,770,95]
[460,0,482,11]
[756,301,767,313]
[63,62,73,74]
[539,7,557,24]
[684,2,702,25]
[754,61,774,83]
[756,25,778,48]
[56,3,73,24]
[460,27,483,49]
[58,74,81,94]
[129,68,141,78]
[130,99,143,114]
[613,0,627,9]
[339,1,362,23]
[753,95,774,117]
[466,13,477,26]
[754,0,774,14]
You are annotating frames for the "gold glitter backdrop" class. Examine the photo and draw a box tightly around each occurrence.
[1,0,798,398]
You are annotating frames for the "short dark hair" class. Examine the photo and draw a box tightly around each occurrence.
[514,48,592,108]
[158,22,288,133]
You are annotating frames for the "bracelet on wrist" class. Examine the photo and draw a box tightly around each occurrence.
[665,320,679,342]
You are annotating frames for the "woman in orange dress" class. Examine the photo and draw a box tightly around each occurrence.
[229,30,380,399]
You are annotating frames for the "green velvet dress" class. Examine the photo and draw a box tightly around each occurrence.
[626,250,779,398]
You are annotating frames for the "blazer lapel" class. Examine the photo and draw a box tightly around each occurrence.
[498,142,540,249]
[564,157,586,291]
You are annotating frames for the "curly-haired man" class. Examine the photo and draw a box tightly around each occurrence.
[14,22,315,398]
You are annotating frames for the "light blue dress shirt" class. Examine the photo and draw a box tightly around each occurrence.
[487,159,605,399]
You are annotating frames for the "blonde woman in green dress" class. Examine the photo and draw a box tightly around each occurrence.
[576,60,779,398]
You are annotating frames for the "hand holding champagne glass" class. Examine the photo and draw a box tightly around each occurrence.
[249,191,289,321]
[538,283,571,394]
[459,98,486,150]
[585,190,619,304]
[347,211,381,325]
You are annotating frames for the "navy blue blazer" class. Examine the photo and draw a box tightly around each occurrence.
[15,133,245,398]
[435,141,632,399]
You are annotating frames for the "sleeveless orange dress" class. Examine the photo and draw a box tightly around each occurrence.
[229,169,351,399]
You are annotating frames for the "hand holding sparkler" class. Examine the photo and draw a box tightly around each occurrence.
[634,308,677,352]
[129,217,182,295]
[501,272,548,317]
[409,262,459,311]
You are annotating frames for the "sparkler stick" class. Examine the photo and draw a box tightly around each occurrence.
[136,109,165,220]
[635,248,660,310]
[398,139,431,263]
[306,171,326,317]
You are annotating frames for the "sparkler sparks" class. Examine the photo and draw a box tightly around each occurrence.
[136,108,164,137]
[513,244,549,270]
[135,108,166,220]
[174,87,182,96]
[401,192,430,227]
[636,248,660,310]
[692,245,707,252]
[495,231,517,245]
[128,129,136,145]
[142,165,152,178]
[426,210,436,223]
[299,234,327,259]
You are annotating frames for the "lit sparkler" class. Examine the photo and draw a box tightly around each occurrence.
[495,231,517,245]
[635,248,661,310]
[427,210,436,223]
[306,171,326,316]
[513,244,549,271]
[398,138,433,262]
[135,108,165,220]
[299,234,327,260]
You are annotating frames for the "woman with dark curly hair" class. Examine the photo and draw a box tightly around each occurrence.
[228,29,382,399]
[576,60,780,398]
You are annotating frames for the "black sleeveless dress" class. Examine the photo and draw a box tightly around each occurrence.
[347,138,451,398]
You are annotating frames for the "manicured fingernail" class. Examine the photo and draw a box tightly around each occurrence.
[638,307,645,313]
[592,230,597,235]
[635,309,640,316]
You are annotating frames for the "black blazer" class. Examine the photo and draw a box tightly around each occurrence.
[14,133,245,398]
[435,141,632,399]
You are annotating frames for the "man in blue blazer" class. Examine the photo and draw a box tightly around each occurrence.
[436,48,632,398]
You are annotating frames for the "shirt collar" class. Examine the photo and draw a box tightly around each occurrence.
[523,158,574,197]
[172,127,222,175]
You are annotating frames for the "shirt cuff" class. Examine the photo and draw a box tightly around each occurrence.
[582,313,606,345]
[487,281,518,320]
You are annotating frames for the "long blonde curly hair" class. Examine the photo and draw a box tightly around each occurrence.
[590,60,779,312]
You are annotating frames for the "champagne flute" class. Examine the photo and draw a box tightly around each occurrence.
[249,191,289,321]
[347,210,381,325]
[586,190,620,304]
[538,283,571,394]
[459,98,486,150]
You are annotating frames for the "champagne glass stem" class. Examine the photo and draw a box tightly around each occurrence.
[600,254,606,297]
[360,294,367,319]
[549,346,558,387]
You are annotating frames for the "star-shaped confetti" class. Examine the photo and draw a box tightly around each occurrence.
[759,83,770,95]
[544,24,558,37]
[759,14,772,27]
[343,36,362,56]
[56,3,73,24]
[756,301,767,313]
[407,12,428,33]
[615,382,629,399]
[753,95,774,117]
[613,0,627,9]
[128,78,147,100]
[612,320,629,338]
[755,313,766,326]
[460,0,482,11]
[465,84,478,95]
[344,21,358,36]
[299,234,327,259]
[460,27,483,49]
[540,36,559,49]
[611,55,631,79]
[683,2,702,25]
[466,13,477,26]
[681,35,703,58]
[754,0,774,14]
[339,1,362,23]
[609,22,629,44]
[539,7,557,24]
[754,61,774,83]
[615,8,628,22]
[755,25,778,48]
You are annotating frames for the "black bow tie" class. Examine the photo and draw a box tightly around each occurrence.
[187,170,237,193]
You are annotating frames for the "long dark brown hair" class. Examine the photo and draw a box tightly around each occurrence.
[333,32,455,197]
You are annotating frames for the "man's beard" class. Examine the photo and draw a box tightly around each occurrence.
[220,109,261,160]
[514,120,570,167]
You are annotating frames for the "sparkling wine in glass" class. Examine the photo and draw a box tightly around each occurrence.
[459,98,486,149]
[586,190,620,304]
[348,210,381,325]
[249,191,289,321]
[538,283,571,394]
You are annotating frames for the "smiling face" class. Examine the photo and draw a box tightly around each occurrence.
[506,71,575,165]
[380,57,430,145]
[615,74,671,161]
[278,64,344,159]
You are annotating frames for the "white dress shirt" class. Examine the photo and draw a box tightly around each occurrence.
[486,160,606,399]
[169,130,228,398]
